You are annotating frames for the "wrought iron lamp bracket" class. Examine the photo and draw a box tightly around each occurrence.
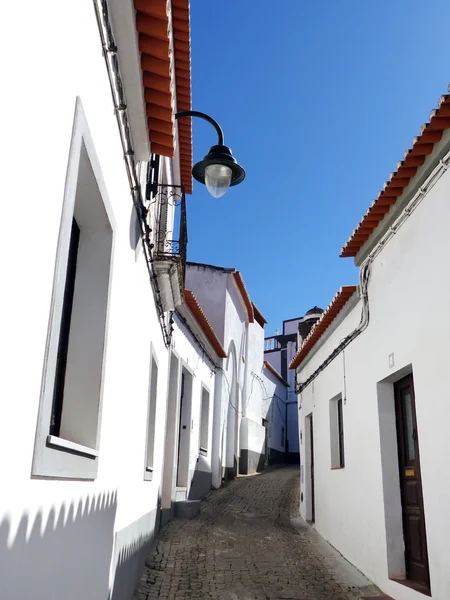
[146,182,185,208]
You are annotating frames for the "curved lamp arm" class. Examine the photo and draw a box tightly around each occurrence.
[175,110,224,146]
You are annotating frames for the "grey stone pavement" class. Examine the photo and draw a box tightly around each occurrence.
[135,465,382,600]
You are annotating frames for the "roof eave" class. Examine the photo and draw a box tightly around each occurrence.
[340,91,450,259]
[289,286,358,370]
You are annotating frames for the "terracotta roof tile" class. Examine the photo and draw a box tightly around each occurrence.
[252,302,268,328]
[233,272,254,323]
[341,90,450,258]
[134,0,193,193]
[184,290,227,359]
[289,286,358,370]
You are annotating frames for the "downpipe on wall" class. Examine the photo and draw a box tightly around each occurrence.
[93,0,172,346]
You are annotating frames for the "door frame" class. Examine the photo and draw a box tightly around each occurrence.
[176,366,193,489]
[305,413,315,523]
[394,374,430,592]
[262,418,269,467]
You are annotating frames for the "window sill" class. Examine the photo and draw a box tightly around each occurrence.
[331,466,345,470]
[390,578,431,596]
[144,466,153,481]
[199,447,208,457]
[46,435,98,458]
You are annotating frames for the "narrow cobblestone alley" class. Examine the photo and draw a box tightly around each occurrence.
[135,466,381,600]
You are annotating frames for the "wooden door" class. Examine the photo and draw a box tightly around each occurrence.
[394,374,430,589]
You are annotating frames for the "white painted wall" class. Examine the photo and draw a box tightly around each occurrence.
[262,369,288,456]
[283,318,301,335]
[185,265,229,343]
[264,340,299,456]
[264,349,282,374]
[185,265,273,477]
[185,265,248,481]
[296,141,450,599]
[0,2,214,599]
[169,322,216,500]
[245,322,265,424]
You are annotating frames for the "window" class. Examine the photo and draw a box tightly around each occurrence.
[144,354,158,480]
[146,153,160,199]
[33,99,114,479]
[50,219,80,437]
[330,394,345,468]
[199,387,210,455]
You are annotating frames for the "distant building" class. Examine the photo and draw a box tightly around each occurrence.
[264,309,323,463]
[185,262,293,479]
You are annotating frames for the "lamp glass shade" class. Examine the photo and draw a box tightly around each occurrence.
[204,164,232,198]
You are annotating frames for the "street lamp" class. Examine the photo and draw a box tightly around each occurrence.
[175,110,246,198]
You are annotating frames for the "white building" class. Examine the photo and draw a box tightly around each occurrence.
[264,310,323,463]
[291,90,450,599]
[185,262,283,479]
[0,1,257,599]
[261,361,289,465]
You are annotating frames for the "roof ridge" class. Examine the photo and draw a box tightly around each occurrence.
[184,289,227,358]
[233,272,254,323]
[290,285,358,370]
[252,302,268,327]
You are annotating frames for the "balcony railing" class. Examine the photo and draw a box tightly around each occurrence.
[146,183,188,310]
[264,337,281,351]
[149,183,187,271]
[154,194,187,266]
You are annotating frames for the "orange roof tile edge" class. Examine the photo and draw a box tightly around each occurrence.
[264,361,289,387]
[341,91,450,258]
[289,286,358,370]
[252,302,267,327]
[184,290,227,359]
[233,272,254,323]
[134,0,193,194]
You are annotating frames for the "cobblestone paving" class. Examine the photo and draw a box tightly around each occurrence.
[135,466,379,600]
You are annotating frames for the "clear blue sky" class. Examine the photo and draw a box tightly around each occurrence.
[186,1,450,335]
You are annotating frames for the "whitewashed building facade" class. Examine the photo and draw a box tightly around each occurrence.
[291,90,450,600]
[0,1,256,599]
[185,262,286,479]
[0,2,279,597]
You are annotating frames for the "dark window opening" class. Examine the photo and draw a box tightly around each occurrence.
[146,154,161,199]
[50,219,80,436]
[337,397,345,468]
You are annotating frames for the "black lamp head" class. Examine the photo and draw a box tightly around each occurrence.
[192,144,246,192]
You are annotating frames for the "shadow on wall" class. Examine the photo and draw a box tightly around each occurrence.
[0,490,117,600]
[109,492,162,600]
[188,456,213,501]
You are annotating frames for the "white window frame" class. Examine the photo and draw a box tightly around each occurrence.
[32,98,115,480]
[199,385,210,456]
[144,345,159,481]
[329,393,345,469]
